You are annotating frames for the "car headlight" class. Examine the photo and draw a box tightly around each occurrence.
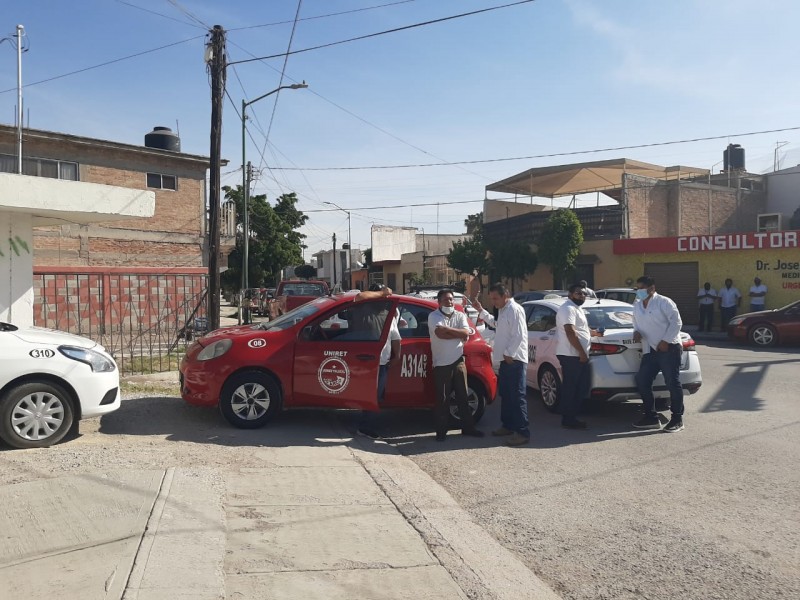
[196,339,232,361]
[59,345,117,372]
[728,317,745,326]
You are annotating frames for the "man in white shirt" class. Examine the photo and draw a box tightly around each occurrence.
[474,283,530,446]
[697,282,717,333]
[749,277,768,312]
[579,279,597,299]
[717,278,741,332]
[428,290,484,442]
[632,275,685,433]
[556,283,598,430]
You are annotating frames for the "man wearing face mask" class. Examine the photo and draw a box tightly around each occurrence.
[632,276,685,432]
[428,289,484,441]
[555,283,600,430]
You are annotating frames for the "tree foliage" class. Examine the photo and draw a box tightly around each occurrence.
[537,209,583,287]
[487,239,538,292]
[447,212,489,279]
[220,186,308,291]
[294,264,317,279]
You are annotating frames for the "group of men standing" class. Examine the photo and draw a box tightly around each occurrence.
[697,277,768,332]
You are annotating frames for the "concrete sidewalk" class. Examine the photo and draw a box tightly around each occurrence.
[0,411,560,600]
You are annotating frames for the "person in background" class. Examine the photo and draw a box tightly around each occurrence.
[428,289,484,442]
[749,277,767,313]
[697,282,717,333]
[579,279,597,299]
[555,283,600,430]
[631,276,685,433]
[717,278,741,332]
[473,283,530,447]
[354,284,400,439]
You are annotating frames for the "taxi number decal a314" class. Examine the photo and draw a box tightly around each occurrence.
[29,349,55,359]
[401,354,428,378]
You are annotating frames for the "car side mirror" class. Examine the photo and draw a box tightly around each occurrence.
[300,325,313,341]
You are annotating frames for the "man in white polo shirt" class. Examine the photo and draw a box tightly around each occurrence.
[717,278,741,332]
[748,277,768,312]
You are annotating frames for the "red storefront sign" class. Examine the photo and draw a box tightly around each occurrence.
[614,231,800,254]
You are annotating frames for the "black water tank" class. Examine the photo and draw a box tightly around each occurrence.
[723,143,745,171]
[144,126,181,152]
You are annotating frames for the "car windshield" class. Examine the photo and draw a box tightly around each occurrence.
[281,283,327,296]
[583,305,634,330]
[258,301,324,331]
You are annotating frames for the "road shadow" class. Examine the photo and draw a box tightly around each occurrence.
[700,357,800,413]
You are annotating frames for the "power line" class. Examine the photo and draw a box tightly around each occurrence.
[228,0,537,65]
[115,0,204,28]
[271,125,800,171]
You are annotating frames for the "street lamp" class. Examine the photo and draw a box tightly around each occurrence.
[324,201,351,290]
[240,81,308,320]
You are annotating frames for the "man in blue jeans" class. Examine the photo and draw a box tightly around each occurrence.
[474,283,530,446]
[631,275,685,433]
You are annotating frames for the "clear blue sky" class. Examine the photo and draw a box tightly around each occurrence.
[2,0,800,257]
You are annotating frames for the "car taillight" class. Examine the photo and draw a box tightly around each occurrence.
[682,338,696,351]
[590,342,626,355]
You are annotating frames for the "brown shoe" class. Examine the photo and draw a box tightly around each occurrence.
[491,427,514,437]
[505,433,530,447]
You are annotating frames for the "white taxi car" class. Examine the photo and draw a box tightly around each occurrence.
[0,322,120,449]
[522,298,702,411]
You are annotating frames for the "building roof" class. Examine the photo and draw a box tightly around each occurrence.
[486,158,709,198]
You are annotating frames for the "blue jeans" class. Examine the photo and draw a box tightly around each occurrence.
[635,344,684,419]
[720,306,736,331]
[359,363,389,428]
[498,360,529,438]
[750,303,764,313]
[556,355,590,421]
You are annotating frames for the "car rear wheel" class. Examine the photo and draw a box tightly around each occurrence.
[749,324,777,347]
[219,371,281,429]
[538,366,561,412]
[0,382,75,449]
[449,377,487,425]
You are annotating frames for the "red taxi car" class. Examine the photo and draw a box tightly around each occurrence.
[180,292,497,429]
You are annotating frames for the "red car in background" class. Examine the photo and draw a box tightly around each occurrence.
[180,292,497,429]
[727,300,800,347]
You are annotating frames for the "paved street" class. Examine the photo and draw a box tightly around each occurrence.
[369,341,800,599]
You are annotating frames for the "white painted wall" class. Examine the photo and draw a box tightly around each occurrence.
[371,225,416,262]
[0,212,33,327]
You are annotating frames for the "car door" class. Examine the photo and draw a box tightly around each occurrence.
[293,299,393,410]
[525,305,559,387]
[383,302,435,408]
[776,303,800,343]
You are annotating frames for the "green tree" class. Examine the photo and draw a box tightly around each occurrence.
[537,209,583,288]
[447,212,489,287]
[220,186,308,292]
[294,264,317,279]
[487,239,537,293]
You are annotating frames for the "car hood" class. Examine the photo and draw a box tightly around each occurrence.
[198,324,266,344]
[735,308,775,319]
[10,326,97,349]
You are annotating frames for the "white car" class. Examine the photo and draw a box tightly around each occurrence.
[0,322,120,449]
[409,290,481,325]
[521,298,703,411]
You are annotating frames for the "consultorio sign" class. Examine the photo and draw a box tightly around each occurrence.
[676,231,798,252]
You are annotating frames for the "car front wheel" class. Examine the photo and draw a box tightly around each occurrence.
[538,366,561,412]
[749,324,777,347]
[449,377,487,425]
[0,382,75,449]
[219,371,282,429]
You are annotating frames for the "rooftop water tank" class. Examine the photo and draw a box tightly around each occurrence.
[144,126,181,152]
[723,143,745,171]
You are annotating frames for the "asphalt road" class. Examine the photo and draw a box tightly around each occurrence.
[369,340,800,600]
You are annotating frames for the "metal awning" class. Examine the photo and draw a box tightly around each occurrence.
[486,158,709,198]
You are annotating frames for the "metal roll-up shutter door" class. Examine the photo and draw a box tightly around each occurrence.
[643,262,699,325]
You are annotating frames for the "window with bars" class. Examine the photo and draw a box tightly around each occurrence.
[0,153,79,180]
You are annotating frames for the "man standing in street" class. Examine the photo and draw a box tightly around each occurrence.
[555,283,597,430]
[428,290,484,442]
[697,282,717,333]
[717,278,741,332]
[749,277,768,313]
[632,276,685,433]
[474,283,530,446]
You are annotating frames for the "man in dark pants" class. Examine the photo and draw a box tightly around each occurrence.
[428,289,484,441]
[632,275,685,433]
[555,283,598,430]
[697,282,716,333]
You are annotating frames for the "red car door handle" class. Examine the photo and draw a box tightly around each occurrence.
[356,354,376,361]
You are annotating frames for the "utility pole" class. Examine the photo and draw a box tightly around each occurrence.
[239,161,253,325]
[206,25,226,332]
[15,25,24,174]
[332,233,337,290]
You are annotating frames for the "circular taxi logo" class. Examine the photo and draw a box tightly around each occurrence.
[318,357,350,395]
[247,338,267,349]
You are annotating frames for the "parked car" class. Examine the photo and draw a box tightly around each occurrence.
[727,300,800,347]
[269,280,331,320]
[513,290,568,304]
[0,322,120,449]
[180,292,497,429]
[519,298,702,411]
[409,290,481,325]
[596,287,638,304]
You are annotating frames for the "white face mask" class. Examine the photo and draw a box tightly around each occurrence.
[440,306,454,315]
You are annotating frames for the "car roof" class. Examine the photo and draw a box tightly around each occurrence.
[597,287,635,292]
[521,297,634,309]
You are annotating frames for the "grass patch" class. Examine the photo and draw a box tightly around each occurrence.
[120,380,181,397]
[118,353,183,375]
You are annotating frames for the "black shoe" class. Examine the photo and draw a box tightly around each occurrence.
[435,431,447,442]
[357,427,380,440]
[663,417,685,433]
[561,419,588,430]
[461,428,485,438]
[632,415,663,430]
